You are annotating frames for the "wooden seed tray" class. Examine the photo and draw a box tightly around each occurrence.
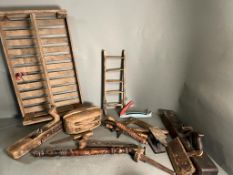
[0,9,82,125]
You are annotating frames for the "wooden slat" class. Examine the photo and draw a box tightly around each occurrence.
[14,62,73,74]
[22,97,47,106]
[11,57,38,66]
[11,56,71,67]
[14,65,41,73]
[55,98,79,107]
[52,84,78,93]
[5,29,67,38]
[106,68,124,72]
[20,89,46,99]
[106,90,124,94]
[6,39,34,47]
[48,70,75,79]
[18,81,44,91]
[8,48,36,56]
[1,12,59,20]
[45,54,71,62]
[16,74,42,84]
[24,105,48,113]
[40,37,69,45]
[0,9,66,15]
[1,21,30,28]
[39,28,66,35]
[37,19,65,26]
[106,102,123,107]
[54,91,78,101]
[23,114,52,125]
[47,62,73,70]
[43,46,70,53]
[106,79,123,83]
[50,77,76,86]
[7,38,68,48]
[4,30,32,37]
[105,56,124,59]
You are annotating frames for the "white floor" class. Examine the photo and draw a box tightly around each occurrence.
[0,113,228,175]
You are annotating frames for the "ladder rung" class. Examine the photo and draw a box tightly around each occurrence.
[106,68,124,72]
[105,56,124,59]
[106,79,123,83]
[106,102,123,107]
[106,90,124,94]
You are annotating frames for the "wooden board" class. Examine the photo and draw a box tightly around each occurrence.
[0,9,82,125]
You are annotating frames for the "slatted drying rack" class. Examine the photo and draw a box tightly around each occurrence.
[0,10,82,125]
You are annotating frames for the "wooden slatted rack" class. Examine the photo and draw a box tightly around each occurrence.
[101,50,125,115]
[0,10,82,125]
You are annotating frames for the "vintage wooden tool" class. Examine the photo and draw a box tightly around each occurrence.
[103,116,148,144]
[31,147,137,157]
[0,9,82,125]
[104,117,168,153]
[122,117,168,153]
[167,137,196,175]
[63,107,102,148]
[7,107,62,159]
[133,148,175,175]
[85,139,138,148]
[101,50,126,115]
[159,109,218,175]
[63,107,101,134]
[30,141,142,157]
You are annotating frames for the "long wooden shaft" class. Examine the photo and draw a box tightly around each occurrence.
[31,147,135,157]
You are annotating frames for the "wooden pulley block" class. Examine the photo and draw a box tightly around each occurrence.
[63,107,102,135]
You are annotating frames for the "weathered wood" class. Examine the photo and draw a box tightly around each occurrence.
[0,9,66,15]
[31,13,55,110]
[167,138,195,175]
[0,21,25,115]
[63,107,102,135]
[31,146,138,157]
[101,50,126,115]
[104,116,147,144]
[0,10,82,124]
[55,98,79,107]
[7,121,62,159]
[106,90,124,94]
[159,109,218,175]
[106,68,124,72]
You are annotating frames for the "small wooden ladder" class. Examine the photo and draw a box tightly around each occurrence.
[101,50,126,115]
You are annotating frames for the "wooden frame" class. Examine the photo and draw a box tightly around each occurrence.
[0,9,82,125]
[101,50,125,115]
